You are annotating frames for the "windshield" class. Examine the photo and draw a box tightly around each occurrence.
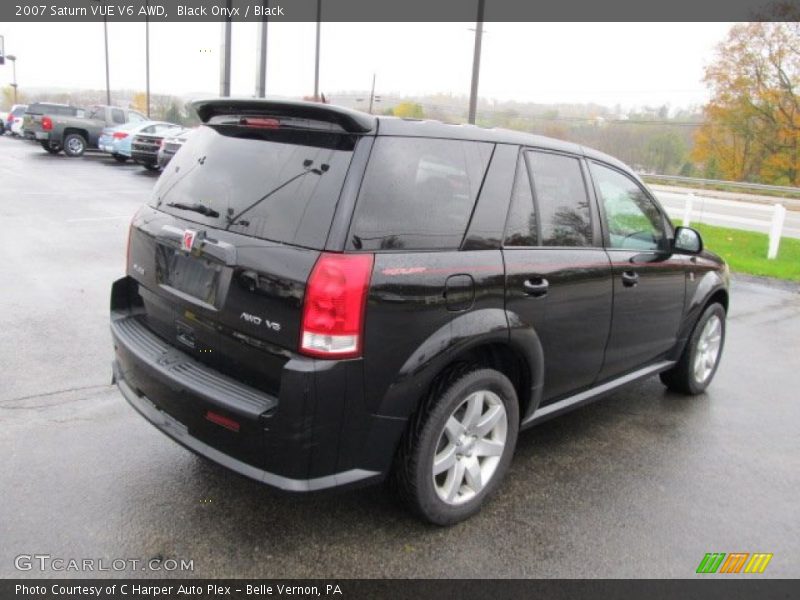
[151,124,356,250]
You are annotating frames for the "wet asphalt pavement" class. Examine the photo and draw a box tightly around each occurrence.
[1,134,799,579]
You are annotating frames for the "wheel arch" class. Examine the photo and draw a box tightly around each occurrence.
[377,308,544,425]
[62,127,89,143]
[668,274,729,362]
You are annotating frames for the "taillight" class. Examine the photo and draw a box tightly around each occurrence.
[300,253,374,359]
[41,116,53,131]
[113,131,129,139]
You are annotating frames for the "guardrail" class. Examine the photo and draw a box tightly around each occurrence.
[642,173,800,197]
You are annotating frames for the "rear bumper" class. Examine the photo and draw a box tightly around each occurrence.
[110,276,403,492]
[131,151,158,164]
[114,361,376,491]
[33,131,50,141]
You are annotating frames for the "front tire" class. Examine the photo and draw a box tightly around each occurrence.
[660,303,726,395]
[63,133,87,157]
[395,367,519,525]
[143,163,160,172]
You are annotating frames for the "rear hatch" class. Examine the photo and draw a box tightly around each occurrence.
[127,101,372,396]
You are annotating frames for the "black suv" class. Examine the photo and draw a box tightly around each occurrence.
[111,99,728,525]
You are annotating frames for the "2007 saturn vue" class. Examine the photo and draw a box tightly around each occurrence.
[110,99,728,525]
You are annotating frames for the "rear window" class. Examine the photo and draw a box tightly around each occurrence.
[349,137,493,251]
[151,124,356,250]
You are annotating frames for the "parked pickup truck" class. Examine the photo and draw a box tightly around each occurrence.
[29,104,147,157]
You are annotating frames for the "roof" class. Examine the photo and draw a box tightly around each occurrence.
[190,98,632,174]
[373,116,630,171]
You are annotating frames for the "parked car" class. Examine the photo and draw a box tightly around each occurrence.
[0,111,7,135]
[131,124,182,171]
[157,127,193,168]
[110,99,729,525]
[99,121,180,163]
[22,102,85,150]
[28,104,147,157]
[6,104,27,136]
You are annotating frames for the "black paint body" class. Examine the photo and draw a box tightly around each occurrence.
[110,101,729,491]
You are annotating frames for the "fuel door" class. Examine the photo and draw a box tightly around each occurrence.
[444,274,475,312]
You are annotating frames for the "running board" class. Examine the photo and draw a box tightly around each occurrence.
[522,360,675,428]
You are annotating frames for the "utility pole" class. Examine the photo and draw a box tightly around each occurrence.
[7,54,17,103]
[145,1,150,117]
[368,73,376,114]
[89,0,111,104]
[103,9,111,104]
[313,0,321,101]
[467,0,485,125]
[219,0,232,97]
[255,5,268,97]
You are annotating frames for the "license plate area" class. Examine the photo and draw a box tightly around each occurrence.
[155,244,230,309]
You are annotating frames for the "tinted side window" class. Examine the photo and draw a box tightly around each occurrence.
[111,108,126,124]
[590,162,667,251]
[504,154,537,247]
[528,151,592,247]
[349,137,493,251]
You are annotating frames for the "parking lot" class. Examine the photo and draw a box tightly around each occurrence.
[1,133,799,578]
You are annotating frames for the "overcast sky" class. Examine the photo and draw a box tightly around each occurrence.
[0,22,732,109]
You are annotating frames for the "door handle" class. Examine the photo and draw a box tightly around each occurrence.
[523,278,549,297]
[621,270,639,287]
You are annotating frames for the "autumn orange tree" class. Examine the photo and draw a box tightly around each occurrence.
[693,22,800,185]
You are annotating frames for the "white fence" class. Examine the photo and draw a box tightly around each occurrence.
[655,191,795,259]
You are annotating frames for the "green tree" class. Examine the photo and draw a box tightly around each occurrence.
[646,132,687,174]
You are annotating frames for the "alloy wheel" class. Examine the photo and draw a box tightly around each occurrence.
[432,390,508,505]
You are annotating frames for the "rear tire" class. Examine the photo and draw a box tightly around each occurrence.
[395,367,519,525]
[112,154,128,163]
[63,133,87,157]
[143,163,160,172]
[660,303,726,395]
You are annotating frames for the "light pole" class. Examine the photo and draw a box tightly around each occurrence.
[467,0,485,125]
[219,0,232,97]
[7,54,17,104]
[368,73,376,114]
[91,0,112,105]
[145,1,150,117]
[313,0,321,101]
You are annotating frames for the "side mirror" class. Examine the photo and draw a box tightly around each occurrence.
[673,226,703,254]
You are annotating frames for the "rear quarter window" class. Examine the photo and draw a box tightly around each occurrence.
[348,137,493,251]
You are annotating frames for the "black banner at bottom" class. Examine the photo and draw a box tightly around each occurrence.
[2,579,798,600]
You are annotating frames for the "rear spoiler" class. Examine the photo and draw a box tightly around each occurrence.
[192,98,376,134]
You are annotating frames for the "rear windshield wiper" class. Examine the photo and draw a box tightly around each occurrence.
[225,159,329,229]
[165,202,220,219]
